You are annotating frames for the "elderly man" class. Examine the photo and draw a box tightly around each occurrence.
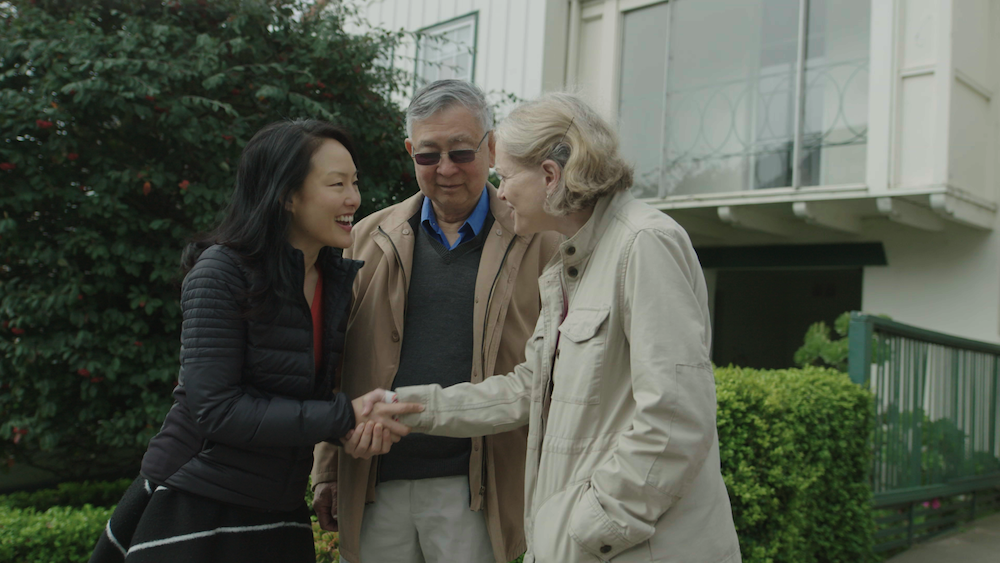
[311,80,559,563]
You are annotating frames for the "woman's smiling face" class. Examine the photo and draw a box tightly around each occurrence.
[285,138,360,251]
[495,141,555,237]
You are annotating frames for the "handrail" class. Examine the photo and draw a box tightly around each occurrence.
[852,313,1000,357]
[848,312,1000,552]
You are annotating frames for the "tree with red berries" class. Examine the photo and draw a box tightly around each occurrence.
[0,0,416,479]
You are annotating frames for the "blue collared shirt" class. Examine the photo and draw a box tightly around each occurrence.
[420,186,490,250]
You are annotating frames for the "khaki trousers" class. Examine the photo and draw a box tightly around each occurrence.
[346,475,494,563]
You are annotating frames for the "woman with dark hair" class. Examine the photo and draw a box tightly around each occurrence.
[89,119,421,563]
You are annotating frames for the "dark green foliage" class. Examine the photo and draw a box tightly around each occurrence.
[0,0,416,478]
[0,504,113,563]
[793,311,852,372]
[0,477,131,510]
[715,365,875,563]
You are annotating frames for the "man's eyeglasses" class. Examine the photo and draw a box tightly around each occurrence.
[411,131,490,166]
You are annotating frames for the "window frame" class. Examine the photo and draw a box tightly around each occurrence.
[414,11,480,88]
[614,0,873,197]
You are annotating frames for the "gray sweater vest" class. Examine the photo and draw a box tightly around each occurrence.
[378,212,495,483]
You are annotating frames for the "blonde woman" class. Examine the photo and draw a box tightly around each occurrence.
[380,94,741,563]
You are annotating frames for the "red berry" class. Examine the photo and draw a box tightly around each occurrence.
[0,163,14,171]
[317,81,326,89]
[36,119,53,129]
[134,341,143,347]
[230,88,241,95]
[145,95,156,102]
[142,182,152,196]
[178,180,190,190]
[67,153,79,161]
[77,294,83,300]
[139,301,146,308]
[305,83,313,88]
[11,327,24,335]
[77,368,90,377]
[90,377,104,383]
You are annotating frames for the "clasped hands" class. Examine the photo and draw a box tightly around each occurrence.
[345,388,423,459]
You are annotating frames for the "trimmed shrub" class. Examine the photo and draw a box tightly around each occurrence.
[716,365,875,563]
[0,478,131,510]
[0,504,112,563]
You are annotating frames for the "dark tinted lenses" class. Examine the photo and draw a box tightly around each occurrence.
[412,149,477,166]
[413,153,440,165]
[448,150,477,164]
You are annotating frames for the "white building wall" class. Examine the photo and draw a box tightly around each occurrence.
[861,0,1000,343]
[862,223,1000,343]
[356,0,567,112]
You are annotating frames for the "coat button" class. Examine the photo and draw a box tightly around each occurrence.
[567,266,579,278]
[391,330,400,342]
[402,228,410,235]
[496,229,502,236]
[566,246,576,255]
[600,545,612,554]
[555,349,560,359]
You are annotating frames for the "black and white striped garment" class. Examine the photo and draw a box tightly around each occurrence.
[89,476,315,563]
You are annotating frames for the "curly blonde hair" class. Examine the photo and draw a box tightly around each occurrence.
[495,93,633,216]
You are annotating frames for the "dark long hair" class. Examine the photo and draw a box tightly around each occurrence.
[181,119,358,318]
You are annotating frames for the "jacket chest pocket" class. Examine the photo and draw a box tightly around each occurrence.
[552,308,609,405]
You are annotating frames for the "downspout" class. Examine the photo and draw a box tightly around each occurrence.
[565,0,582,87]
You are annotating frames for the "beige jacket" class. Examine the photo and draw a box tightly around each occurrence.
[311,186,560,563]
[397,191,741,562]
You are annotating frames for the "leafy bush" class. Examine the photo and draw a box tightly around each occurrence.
[0,504,112,563]
[0,478,131,510]
[0,0,416,478]
[793,311,852,372]
[1,366,875,562]
[715,365,875,563]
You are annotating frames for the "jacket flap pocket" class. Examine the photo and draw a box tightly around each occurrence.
[558,308,610,343]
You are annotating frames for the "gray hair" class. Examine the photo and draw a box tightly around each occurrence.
[406,79,494,137]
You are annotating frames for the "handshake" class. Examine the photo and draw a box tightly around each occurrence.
[345,389,424,459]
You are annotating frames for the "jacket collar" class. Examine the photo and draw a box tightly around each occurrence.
[280,240,364,279]
[377,184,515,238]
[545,190,634,275]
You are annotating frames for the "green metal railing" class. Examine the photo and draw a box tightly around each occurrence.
[848,313,1000,552]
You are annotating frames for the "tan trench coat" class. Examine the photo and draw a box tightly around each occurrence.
[311,186,560,563]
[396,191,741,562]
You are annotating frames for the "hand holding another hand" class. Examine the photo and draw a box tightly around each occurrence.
[344,388,423,459]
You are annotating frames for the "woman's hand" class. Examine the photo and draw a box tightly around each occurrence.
[341,420,392,459]
[344,389,423,459]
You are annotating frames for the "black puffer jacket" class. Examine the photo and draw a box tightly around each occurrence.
[141,244,363,511]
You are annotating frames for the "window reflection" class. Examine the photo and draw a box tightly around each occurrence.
[618,0,870,198]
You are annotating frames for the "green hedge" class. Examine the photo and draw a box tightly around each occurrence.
[0,504,113,563]
[0,478,131,511]
[2,366,874,562]
[716,365,875,563]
